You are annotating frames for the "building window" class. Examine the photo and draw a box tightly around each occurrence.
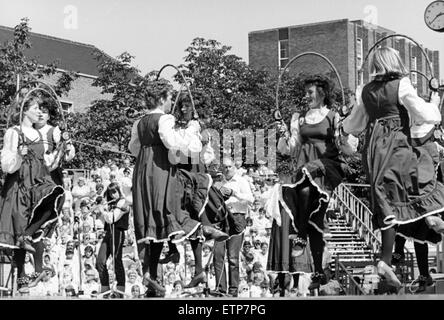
[278,28,289,69]
[61,101,73,114]
[356,38,363,69]
[411,57,417,86]
[356,38,364,85]
[279,40,289,69]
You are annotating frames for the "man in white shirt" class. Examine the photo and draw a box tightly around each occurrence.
[213,158,254,297]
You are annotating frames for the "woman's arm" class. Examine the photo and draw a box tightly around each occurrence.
[399,77,441,125]
[1,128,23,173]
[158,114,202,153]
[128,120,141,156]
[277,113,301,157]
[102,199,129,224]
[342,86,369,136]
[200,141,215,166]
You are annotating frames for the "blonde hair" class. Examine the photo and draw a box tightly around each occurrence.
[370,47,408,77]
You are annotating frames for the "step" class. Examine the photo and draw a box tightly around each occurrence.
[327,242,368,246]
[328,237,364,242]
[332,255,373,261]
[330,250,373,255]
[329,232,359,236]
[333,259,374,266]
[331,251,373,256]
[327,242,369,246]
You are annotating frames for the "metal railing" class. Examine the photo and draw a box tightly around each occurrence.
[333,183,381,254]
[334,256,366,295]
[332,183,415,285]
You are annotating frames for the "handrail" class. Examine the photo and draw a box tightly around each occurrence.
[333,183,415,281]
[333,183,381,253]
[335,256,366,295]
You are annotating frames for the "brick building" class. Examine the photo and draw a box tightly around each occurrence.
[0,25,112,114]
[249,19,440,96]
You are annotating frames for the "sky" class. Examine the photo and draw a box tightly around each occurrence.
[0,0,443,80]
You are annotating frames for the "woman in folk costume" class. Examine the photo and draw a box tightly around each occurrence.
[342,47,444,292]
[0,95,65,288]
[267,75,358,294]
[32,100,75,274]
[158,92,229,289]
[128,79,204,295]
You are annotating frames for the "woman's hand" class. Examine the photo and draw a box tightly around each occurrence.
[431,92,441,107]
[276,122,289,137]
[187,120,201,133]
[18,145,28,156]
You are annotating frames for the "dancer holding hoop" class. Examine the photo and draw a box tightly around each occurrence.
[31,100,75,274]
[342,47,444,292]
[159,92,229,289]
[0,95,65,288]
[268,75,357,293]
[129,78,203,296]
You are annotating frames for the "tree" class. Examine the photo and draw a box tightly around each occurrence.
[0,19,76,181]
[178,38,357,175]
[0,19,77,126]
[66,51,145,167]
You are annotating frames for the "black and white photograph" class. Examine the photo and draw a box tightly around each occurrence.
[0,0,443,317]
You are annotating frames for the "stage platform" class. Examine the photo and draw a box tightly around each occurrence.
[0,294,444,300]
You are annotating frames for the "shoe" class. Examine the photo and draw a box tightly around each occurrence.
[308,272,327,291]
[425,216,444,233]
[143,274,166,295]
[202,225,229,242]
[377,261,402,291]
[16,236,36,253]
[416,275,433,293]
[18,286,30,295]
[184,272,207,288]
[228,290,238,297]
[158,251,180,264]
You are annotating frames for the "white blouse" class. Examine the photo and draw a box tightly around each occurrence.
[1,125,45,174]
[39,124,76,168]
[343,77,441,138]
[277,106,358,156]
[128,109,202,157]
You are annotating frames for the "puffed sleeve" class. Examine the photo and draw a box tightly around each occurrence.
[277,113,301,157]
[200,142,215,166]
[342,85,369,136]
[398,77,441,125]
[158,114,202,153]
[1,128,22,173]
[128,119,141,156]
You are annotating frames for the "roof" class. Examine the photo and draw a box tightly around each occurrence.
[0,25,109,76]
[248,19,350,35]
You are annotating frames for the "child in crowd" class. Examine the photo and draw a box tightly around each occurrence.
[170,280,184,298]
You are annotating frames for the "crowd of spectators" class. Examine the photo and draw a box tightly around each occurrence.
[17,158,335,298]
